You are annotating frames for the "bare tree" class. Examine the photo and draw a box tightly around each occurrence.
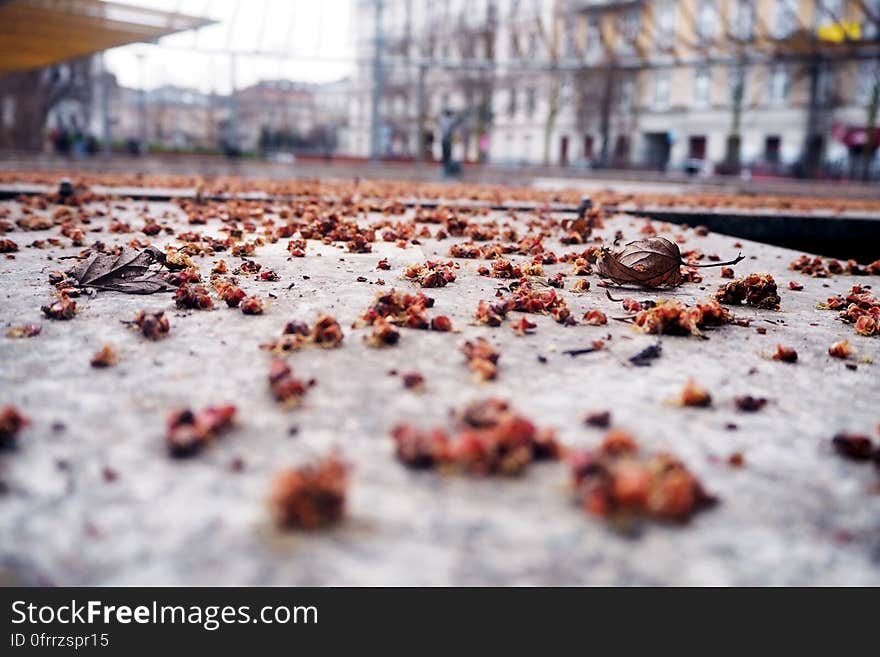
[0,57,94,151]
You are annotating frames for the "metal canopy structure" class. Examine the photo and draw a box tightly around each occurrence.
[0,0,215,74]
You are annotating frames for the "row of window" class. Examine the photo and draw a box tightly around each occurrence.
[377,1,880,62]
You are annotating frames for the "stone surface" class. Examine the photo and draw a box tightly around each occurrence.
[1,196,878,585]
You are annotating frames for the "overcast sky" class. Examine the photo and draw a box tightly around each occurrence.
[104,0,355,93]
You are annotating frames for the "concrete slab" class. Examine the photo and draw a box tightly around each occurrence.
[0,195,878,585]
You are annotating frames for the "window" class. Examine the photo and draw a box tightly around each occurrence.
[653,70,671,110]
[656,1,677,49]
[618,7,640,53]
[693,67,711,108]
[864,0,880,39]
[772,0,799,39]
[585,15,601,62]
[1,96,14,128]
[507,88,517,117]
[618,76,634,112]
[817,63,836,106]
[696,0,717,41]
[855,60,880,106]
[583,135,594,159]
[764,136,781,163]
[688,136,707,160]
[564,22,578,60]
[526,87,536,117]
[732,0,755,41]
[527,32,538,59]
[768,65,789,105]
[560,77,573,106]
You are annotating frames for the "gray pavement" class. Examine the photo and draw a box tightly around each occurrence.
[0,197,878,585]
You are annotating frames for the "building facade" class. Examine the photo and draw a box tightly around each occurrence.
[347,0,880,176]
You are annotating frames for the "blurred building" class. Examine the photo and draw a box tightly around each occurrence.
[348,0,880,177]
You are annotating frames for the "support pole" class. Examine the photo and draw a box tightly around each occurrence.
[370,0,385,161]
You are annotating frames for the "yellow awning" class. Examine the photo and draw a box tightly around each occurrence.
[0,0,214,74]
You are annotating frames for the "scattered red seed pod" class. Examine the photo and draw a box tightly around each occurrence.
[570,279,590,293]
[41,294,76,320]
[772,344,798,363]
[269,454,349,529]
[831,433,875,461]
[311,314,344,348]
[855,315,877,336]
[462,337,500,381]
[585,410,612,428]
[402,371,425,390]
[547,272,565,288]
[633,299,729,337]
[727,452,745,467]
[828,339,855,359]
[6,324,41,338]
[260,270,279,282]
[474,298,513,326]
[734,395,767,412]
[174,282,213,310]
[0,405,29,448]
[392,398,560,476]
[90,344,118,368]
[268,359,311,405]
[715,272,781,310]
[583,308,608,326]
[0,238,19,253]
[215,280,246,307]
[719,266,735,279]
[287,239,307,257]
[166,404,236,457]
[131,310,170,340]
[240,295,264,315]
[364,317,400,347]
[675,378,712,407]
[788,281,804,291]
[403,260,457,288]
[511,316,537,336]
[359,288,434,328]
[238,260,262,275]
[570,430,716,522]
[283,320,310,336]
[376,257,391,270]
[430,314,453,332]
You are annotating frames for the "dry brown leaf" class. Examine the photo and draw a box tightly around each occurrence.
[596,237,743,288]
[69,246,173,294]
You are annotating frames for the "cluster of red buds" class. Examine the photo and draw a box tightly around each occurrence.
[130,310,170,340]
[403,260,457,288]
[715,273,781,310]
[391,398,560,476]
[570,429,716,521]
[462,337,500,381]
[0,405,29,448]
[166,405,236,457]
[268,359,314,405]
[634,299,730,337]
[269,454,349,529]
[174,282,213,310]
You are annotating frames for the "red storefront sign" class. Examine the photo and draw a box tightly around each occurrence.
[832,121,880,148]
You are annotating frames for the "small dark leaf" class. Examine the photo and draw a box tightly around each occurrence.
[629,343,662,367]
[69,247,173,295]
